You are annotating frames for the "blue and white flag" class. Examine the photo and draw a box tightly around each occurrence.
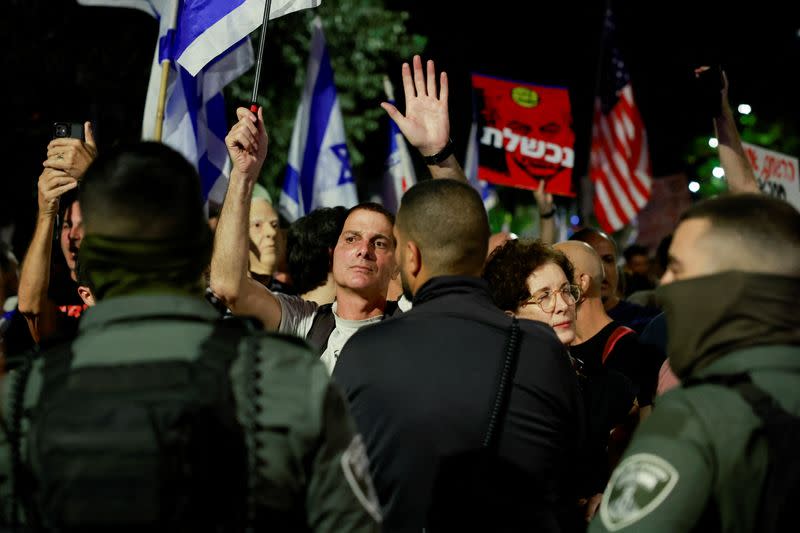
[279,17,358,222]
[466,118,498,210]
[78,0,321,206]
[79,0,322,75]
[145,1,253,206]
[380,76,416,214]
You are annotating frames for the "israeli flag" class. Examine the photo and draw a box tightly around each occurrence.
[380,76,417,214]
[466,118,498,210]
[78,0,322,206]
[78,0,322,75]
[279,17,358,222]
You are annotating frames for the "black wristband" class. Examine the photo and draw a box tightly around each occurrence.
[423,138,455,165]
[540,209,555,219]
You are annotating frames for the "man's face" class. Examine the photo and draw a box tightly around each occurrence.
[483,87,574,183]
[332,209,396,298]
[661,218,715,285]
[627,254,650,276]
[60,200,84,275]
[506,106,574,181]
[586,234,618,302]
[249,199,279,271]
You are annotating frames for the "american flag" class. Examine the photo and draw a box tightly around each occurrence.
[589,9,652,232]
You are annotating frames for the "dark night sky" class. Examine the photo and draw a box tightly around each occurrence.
[2,0,798,253]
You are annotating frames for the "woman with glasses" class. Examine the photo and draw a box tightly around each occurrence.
[484,239,636,524]
[483,239,580,346]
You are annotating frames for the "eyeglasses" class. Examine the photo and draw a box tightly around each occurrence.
[522,284,581,313]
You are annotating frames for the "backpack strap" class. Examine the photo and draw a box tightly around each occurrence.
[684,373,783,420]
[602,325,635,365]
[305,300,401,354]
[483,317,521,451]
[685,372,799,532]
[306,303,335,354]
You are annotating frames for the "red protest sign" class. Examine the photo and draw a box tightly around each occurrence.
[472,73,575,197]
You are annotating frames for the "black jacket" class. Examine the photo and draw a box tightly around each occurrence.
[334,276,585,532]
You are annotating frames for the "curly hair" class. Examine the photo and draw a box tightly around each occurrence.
[483,239,575,312]
[287,206,348,295]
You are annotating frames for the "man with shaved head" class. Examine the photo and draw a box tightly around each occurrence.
[555,241,659,409]
[554,241,607,343]
[335,179,584,531]
[569,228,658,332]
[591,194,800,532]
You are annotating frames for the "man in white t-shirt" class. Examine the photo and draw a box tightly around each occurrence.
[210,55,468,372]
[269,203,399,372]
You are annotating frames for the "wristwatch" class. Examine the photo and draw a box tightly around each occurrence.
[423,138,455,165]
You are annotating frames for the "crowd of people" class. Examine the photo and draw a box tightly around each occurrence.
[0,55,797,532]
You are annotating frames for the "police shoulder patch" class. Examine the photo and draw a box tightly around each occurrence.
[600,453,679,531]
[341,434,382,523]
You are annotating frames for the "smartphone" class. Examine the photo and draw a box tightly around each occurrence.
[694,66,724,119]
[53,122,85,141]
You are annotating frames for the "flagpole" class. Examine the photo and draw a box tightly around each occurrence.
[581,0,613,222]
[155,0,180,141]
[250,0,274,113]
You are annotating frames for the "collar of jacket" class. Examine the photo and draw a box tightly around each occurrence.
[412,275,491,307]
[656,271,800,379]
[80,293,217,333]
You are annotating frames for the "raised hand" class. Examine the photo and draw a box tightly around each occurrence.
[44,121,98,179]
[534,180,554,215]
[226,106,268,182]
[381,55,450,157]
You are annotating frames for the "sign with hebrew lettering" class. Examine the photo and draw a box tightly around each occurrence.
[742,142,800,211]
[471,73,576,196]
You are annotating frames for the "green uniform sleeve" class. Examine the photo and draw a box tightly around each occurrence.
[304,370,382,532]
[231,334,380,532]
[589,395,714,532]
[0,360,44,524]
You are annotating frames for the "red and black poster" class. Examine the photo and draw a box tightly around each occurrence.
[472,73,575,197]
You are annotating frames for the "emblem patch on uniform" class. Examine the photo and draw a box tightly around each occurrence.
[600,453,679,531]
[341,434,382,523]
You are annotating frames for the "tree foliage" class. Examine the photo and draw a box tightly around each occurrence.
[226,0,426,201]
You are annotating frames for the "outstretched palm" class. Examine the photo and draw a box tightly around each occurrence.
[381,55,450,157]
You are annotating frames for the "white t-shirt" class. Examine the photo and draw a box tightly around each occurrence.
[275,293,383,374]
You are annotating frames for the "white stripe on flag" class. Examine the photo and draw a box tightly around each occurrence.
[595,180,624,231]
[79,0,255,208]
[178,0,322,76]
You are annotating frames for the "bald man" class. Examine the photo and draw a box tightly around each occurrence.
[569,229,659,332]
[556,241,661,411]
[336,179,584,531]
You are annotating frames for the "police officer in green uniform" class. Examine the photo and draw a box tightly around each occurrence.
[590,194,800,532]
[0,131,380,531]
